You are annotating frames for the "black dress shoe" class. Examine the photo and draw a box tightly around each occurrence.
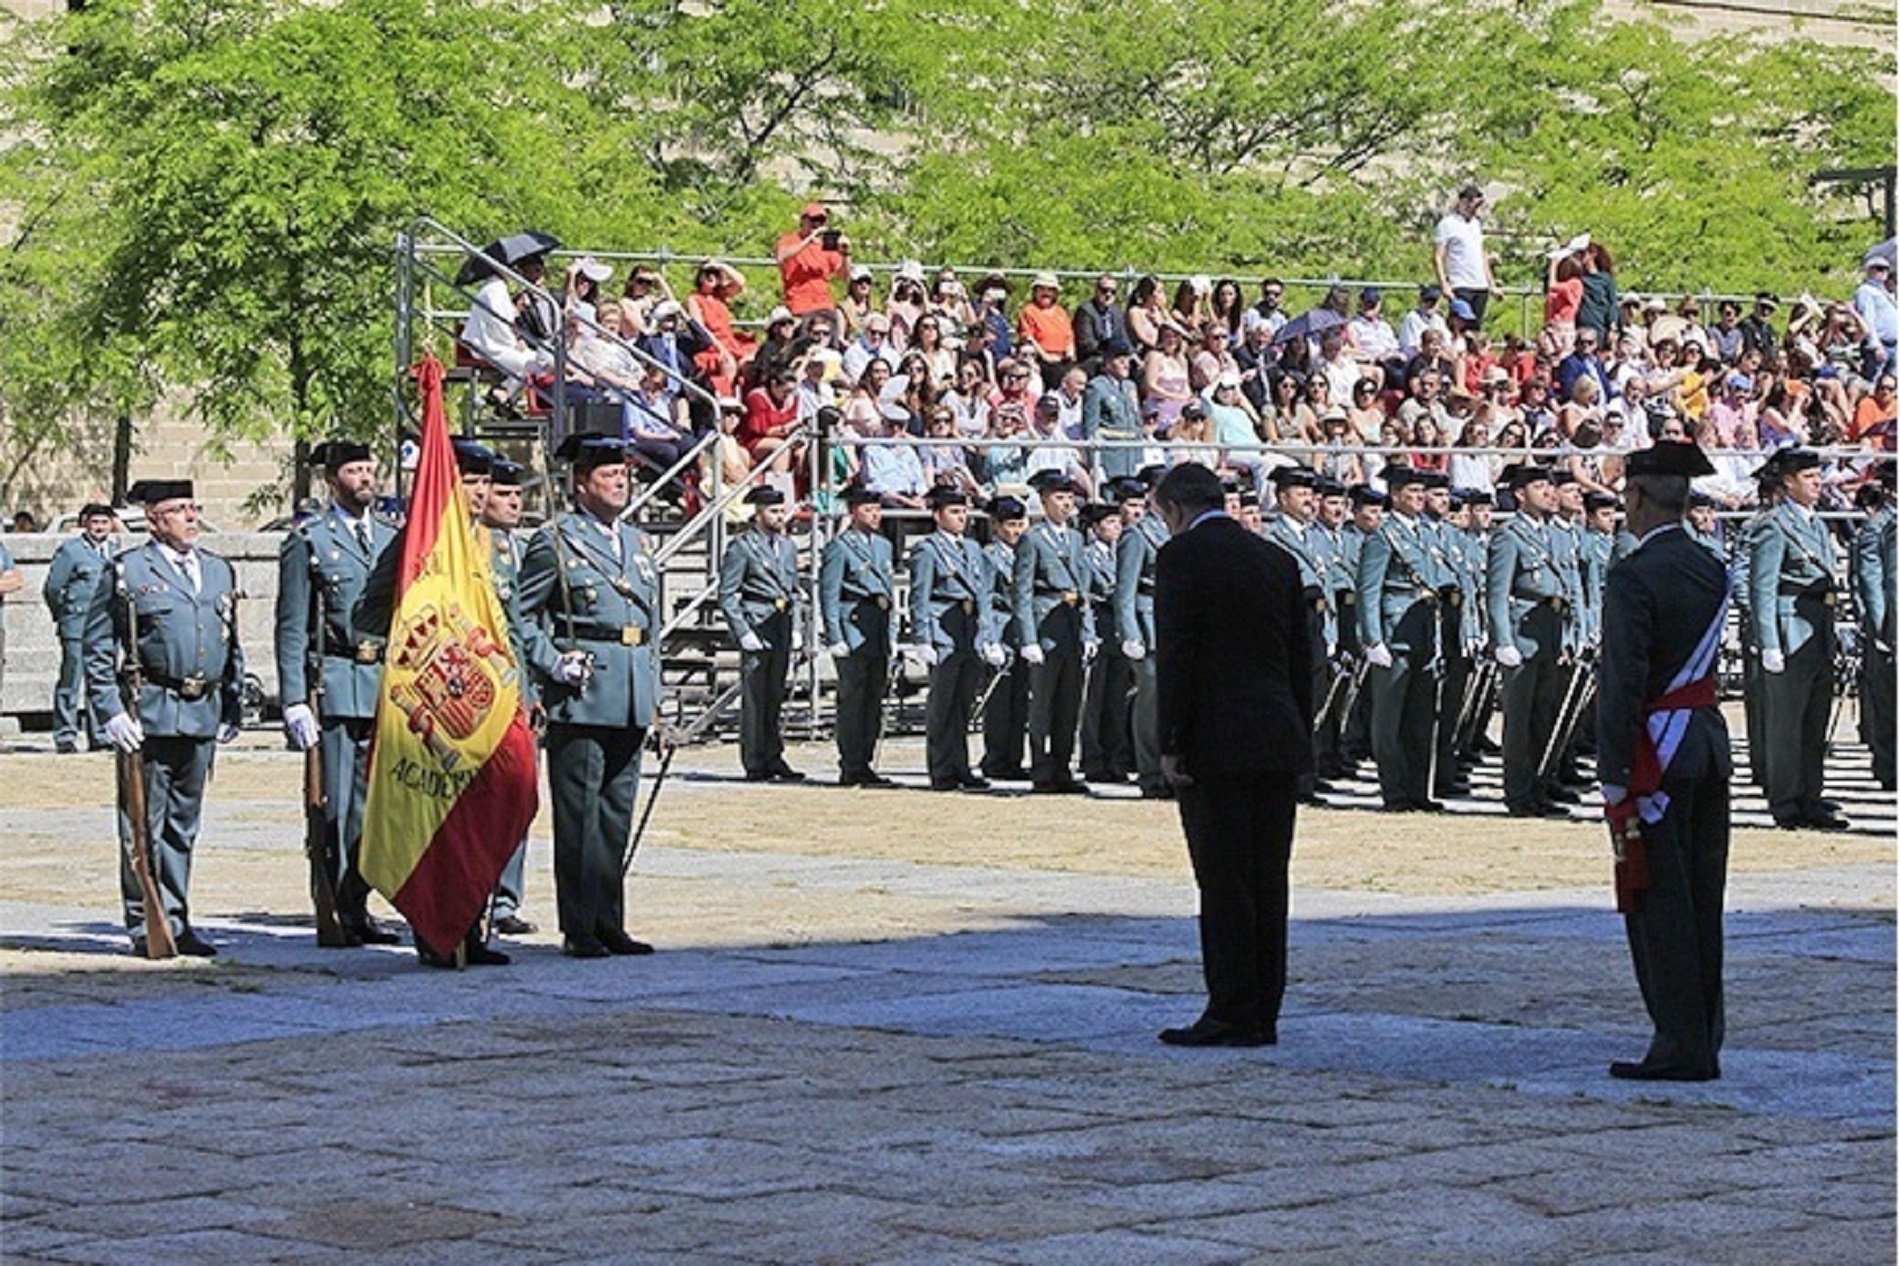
[175,930,218,957]
[1378,800,1416,813]
[1414,798,1446,813]
[347,919,401,946]
[929,778,961,792]
[563,936,611,959]
[1609,1060,1716,1082]
[464,941,511,967]
[1433,782,1471,799]
[1159,1019,1272,1048]
[981,766,1028,781]
[1544,786,1581,805]
[957,773,991,790]
[770,766,807,782]
[1054,779,1089,794]
[744,770,774,782]
[596,927,655,956]
[1506,801,1567,819]
[492,915,537,936]
[1803,810,1849,831]
[55,740,79,755]
[1138,784,1174,800]
[417,944,458,969]
[1772,815,1808,831]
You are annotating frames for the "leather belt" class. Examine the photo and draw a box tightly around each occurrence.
[145,670,213,700]
[561,621,647,646]
[1779,582,1835,605]
[325,637,386,664]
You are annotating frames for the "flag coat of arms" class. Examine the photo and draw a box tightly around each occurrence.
[360,354,539,953]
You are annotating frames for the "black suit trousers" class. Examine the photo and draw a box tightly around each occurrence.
[1177,772,1299,1032]
[1623,775,1729,1075]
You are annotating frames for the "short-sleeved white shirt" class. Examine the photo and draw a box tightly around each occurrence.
[1434,212,1489,291]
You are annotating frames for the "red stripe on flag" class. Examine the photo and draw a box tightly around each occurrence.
[392,713,540,955]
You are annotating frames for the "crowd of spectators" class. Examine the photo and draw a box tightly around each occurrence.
[459,190,1898,517]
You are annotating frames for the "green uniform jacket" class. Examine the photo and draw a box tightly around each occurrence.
[491,527,554,707]
[1852,507,1895,646]
[1081,374,1142,481]
[1748,502,1838,656]
[984,540,1020,649]
[44,536,114,639]
[1083,536,1117,629]
[819,528,897,654]
[84,541,245,738]
[1355,513,1444,650]
[1266,514,1337,649]
[1581,528,1616,649]
[719,530,802,649]
[1455,528,1488,648]
[1547,518,1588,654]
[907,530,988,651]
[517,512,659,729]
[275,510,398,718]
[1113,513,1166,649]
[1013,520,1098,652]
[1485,515,1568,655]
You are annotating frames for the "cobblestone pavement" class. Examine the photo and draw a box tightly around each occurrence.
[1,739,1893,1265]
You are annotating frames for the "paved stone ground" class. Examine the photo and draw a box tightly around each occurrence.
[1,738,1893,1265]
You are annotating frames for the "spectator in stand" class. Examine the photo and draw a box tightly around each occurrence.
[928,268,978,349]
[795,347,842,423]
[985,402,1031,491]
[1169,400,1220,470]
[1398,369,1451,442]
[1367,418,1407,490]
[637,300,713,406]
[1445,297,1478,363]
[842,360,892,435]
[968,273,1013,368]
[1559,374,1605,441]
[564,256,612,328]
[461,253,553,394]
[1143,324,1194,434]
[1191,322,1241,393]
[891,361,935,435]
[842,312,898,384]
[1172,276,1215,333]
[1410,414,1450,474]
[1541,243,1586,361]
[1205,372,1268,488]
[1448,415,1495,493]
[1293,376,1336,445]
[1476,365,1516,426]
[1314,409,1365,486]
[1461,331,1500,397]
[1210,278,1246,337]
[568,303,644,399]
[1017,273,1076,389]
[1435,184,1498,327]
[617,265,671,339]
[1851,373,1897,449]
[1565,418,1616,496]
[919,405,983,497]
[1757,378,1804,450]
[1607,374,1652,441]
[911,315,958,388]
[1053,365,1089,440]
[1243,277,1289,338]
[1739,293,1779,361]
[775,201,850,316]
[622,363,696,475]
[712,398,755,520]
[1348,288,1402,384]
[1704,377,1759,452]
[885,261,929,350]
[1126,275,1171,352]
[945,358,994,438]
[1074,273,1132,371]
[1708,300,1744,364]
[1316,328,1362,409]
[1405,327,1456,391]
[802,310,841,354]
[1234,319,1278,413]
[991,356,1040,421]
[750,307,803,388]
[1025,394,1093,497]
[1398,285,1449,361]
[1346,377,1385,444]
[1575,242,1620,344]
[1558,327,1614,406]
[1519,376,1558,437]
[1677,296,1710,352]
[859,402,930,510]
[837,265,876,338]
[1854,254,1897,379]
[687,259,755,394]
[741,367,807,476]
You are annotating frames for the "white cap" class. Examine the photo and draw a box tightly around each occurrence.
[650,299,683,322]
[571,256,613,283]
[1032,271,1060,290]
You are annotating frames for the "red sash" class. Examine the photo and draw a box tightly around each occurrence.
[1611,673,1717,914]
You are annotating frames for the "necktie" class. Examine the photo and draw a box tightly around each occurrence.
[356,520,371,555]
[179,552,200,594]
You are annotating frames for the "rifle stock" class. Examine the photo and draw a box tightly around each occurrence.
[114,576,176,961]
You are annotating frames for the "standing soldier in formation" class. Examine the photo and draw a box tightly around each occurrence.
[1082,340,1143,485]
[85,480,245,956]
[1078,500,1128,783]
[820,484,898,787]
[1597,441,1732,1083]
[1015,471,1098,792]
[516,433,662,959]
[1356,467,1447,813]
[1749,449,1846,830]
[1851,470,1895,792]
[1115,469,1170,799]
[1452,489,1498,766]
[1684,491,1722,558]
[1732,454,1783,793]
[980,496,1032,781]
[275,441,402,946]
[44,503,117,753]
[1311,478,1355,781]
[483,458,551,935]
[1419,472,1470,801]
[1487,465,1571,818]
[1264,466,1332,802]
[908,486,991,791]
[719,486,806,782]
[1334,485,1385,775]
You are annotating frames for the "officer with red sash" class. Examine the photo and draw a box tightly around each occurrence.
[1597,441,1731,1082]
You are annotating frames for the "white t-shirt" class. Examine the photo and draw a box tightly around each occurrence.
[1434,212,1489,291]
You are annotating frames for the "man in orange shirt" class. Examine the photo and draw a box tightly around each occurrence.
[776,202,851,316]
[1851,373,1896,451]
[1018,271,1076,390]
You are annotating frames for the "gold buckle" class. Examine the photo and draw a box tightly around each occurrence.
[1821,591,1837,607]
[1061,591,1079,605]
[178,674,209,700]
[960,599,974,614]
[773,598,789,611]
[354,640,381,663]
[1447,590,1462,608]
[620,626,646,646]
[875,596,891,610]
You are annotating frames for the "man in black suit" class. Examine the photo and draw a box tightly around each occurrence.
[1152,463,1315,1047]
[1597,441,1732,1082]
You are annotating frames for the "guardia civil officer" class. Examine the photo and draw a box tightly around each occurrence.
[1310,478,1355,778]
[719,486,805,782]
[84,479,244,956]
[1114,467,1171,798]
[1749,449,1846,830]
[1733,454,1785,793]
[44,503,117,752]
[979,496,1032,780]
[1851,471,1895,791]
[516,433,662,959]
[1355,467,1447,812]
[1487,465,1570,817]
[1684,491,1722,558]
[1081,339,1143,485]
[483,458,551,934]
[1015,471,1099,792]
[1598,441,1732,1082]
[1078,501,1128,783]
[820,483,898,787]
[1333,485,1386,773]
[1418,471,1471,800]
[907,485,993,790]
[1264,466,1332,802]
[275,440,402,945]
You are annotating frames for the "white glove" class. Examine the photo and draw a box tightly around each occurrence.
[827,641,850,659]
[1121,639,1146,661]
[217,723,241,745]
[282,703,319,752]
[1494,645,1524,669]
[739,631,765,653]
[1364,643,1394,669]
[555,651,591,686]
[1083,641,1099,666]
[1761,649,1785,674]
[1600,783,1627,807]
[792,625,805,653]
[913,643,940,668]
[980,642,1006,668]
[103,712,144,753]
[1020,644,1046,666]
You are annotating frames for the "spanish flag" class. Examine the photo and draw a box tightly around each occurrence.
[360,354,539,955]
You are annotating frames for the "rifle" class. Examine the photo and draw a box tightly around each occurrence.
[305,568,348,947]
[115,575,175,960]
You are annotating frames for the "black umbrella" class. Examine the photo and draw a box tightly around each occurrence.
[454,231,563,286]
[1271,306,1347,346]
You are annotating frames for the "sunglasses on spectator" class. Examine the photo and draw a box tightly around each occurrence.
[1004,371,1030,380]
